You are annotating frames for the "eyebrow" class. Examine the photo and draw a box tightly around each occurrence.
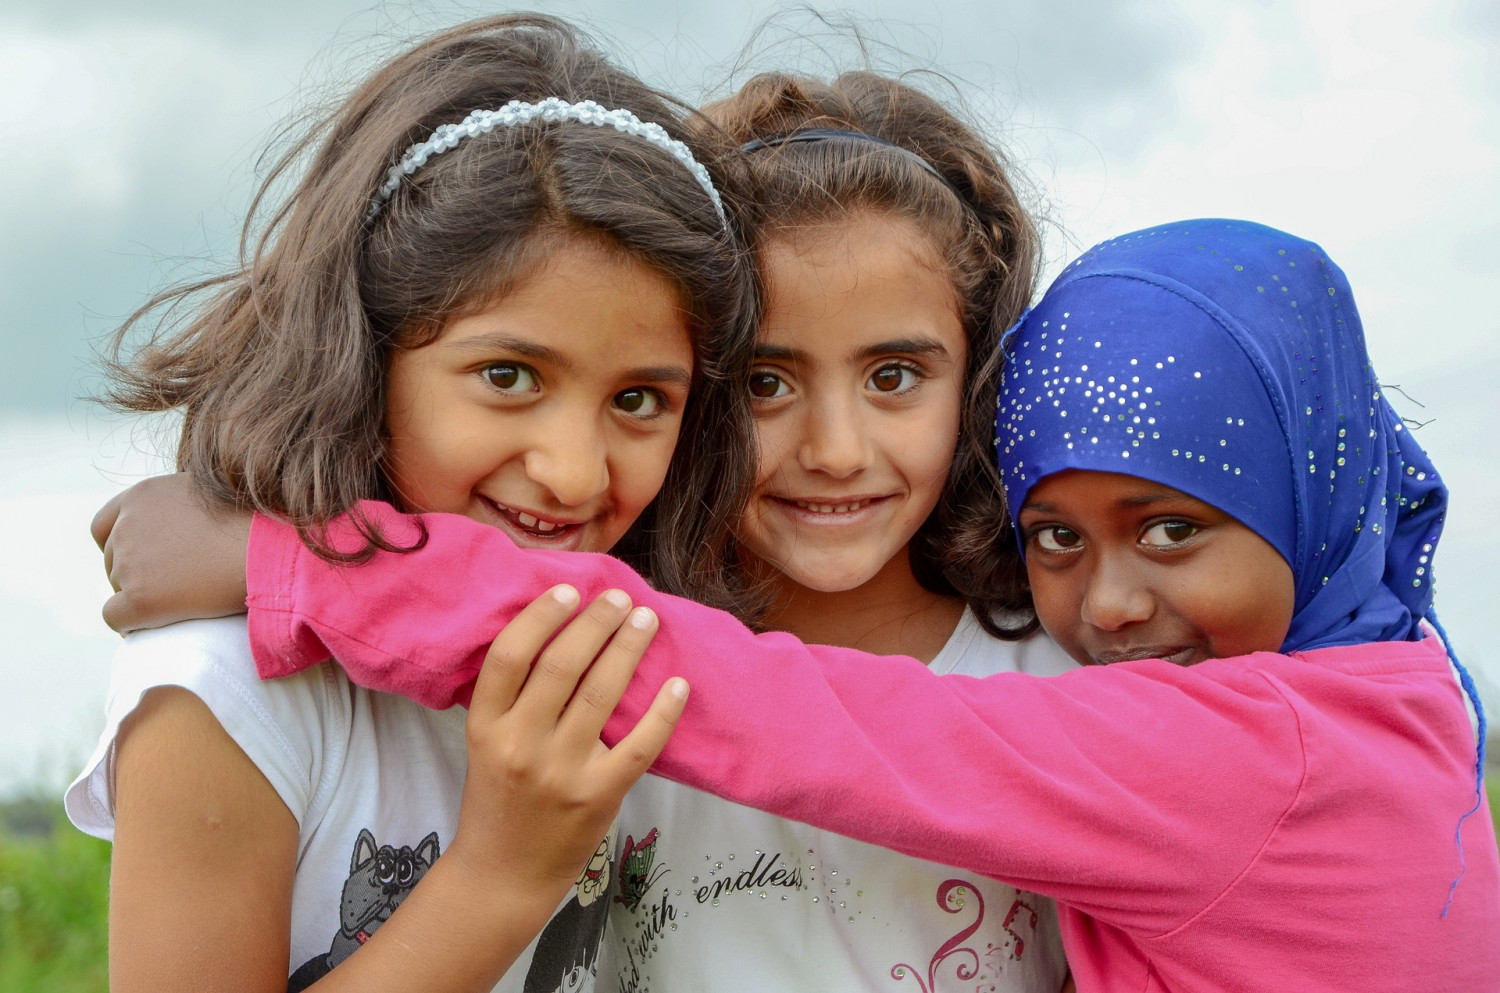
[625,365,694,389]
[448,332,692,388]
[753,336,953,364]
[447,332,568,365]
[856,336,952,362]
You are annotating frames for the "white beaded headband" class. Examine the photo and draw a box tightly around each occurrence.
[367,97,727,226]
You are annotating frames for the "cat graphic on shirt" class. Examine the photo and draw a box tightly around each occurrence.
[286,828,439,991]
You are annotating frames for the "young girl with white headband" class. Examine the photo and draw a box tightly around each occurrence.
[65,15,759,992]
[98,219,1500,988]
[91,70,1079,992]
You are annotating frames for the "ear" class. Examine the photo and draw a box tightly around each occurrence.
[351,828,378,873]
[414,831,441,866]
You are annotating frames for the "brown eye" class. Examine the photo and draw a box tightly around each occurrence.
[614,388,663,418]
[748,371,788,399]
[1142,521,1199,546]
[1035,526,1083,552]
[868,364,917,393]
[482,363,536,392]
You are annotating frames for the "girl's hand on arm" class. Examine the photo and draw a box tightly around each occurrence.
[92,473,252,633]
[448,584,685,899]
[315,586,685,992]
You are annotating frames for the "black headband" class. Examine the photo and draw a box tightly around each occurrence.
[740,128,965,200]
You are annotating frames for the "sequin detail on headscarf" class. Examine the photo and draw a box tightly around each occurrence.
[996,219,1442,652]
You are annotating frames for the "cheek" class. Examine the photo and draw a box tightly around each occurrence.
[1196,555,1295,655]
[1026,563,1084,649]
[750,415,797,489]
[892,402,962,493]
[620,431,684,514]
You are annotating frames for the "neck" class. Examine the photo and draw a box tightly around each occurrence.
[754,547,966,664]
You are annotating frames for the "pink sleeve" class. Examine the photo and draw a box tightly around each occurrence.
[245,500,1305,931]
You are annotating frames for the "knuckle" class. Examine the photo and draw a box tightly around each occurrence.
[585,596,629,626]
[617,736,657,772]
[535,650,582,683]
[572,680,614,714]
[483,642,525,671]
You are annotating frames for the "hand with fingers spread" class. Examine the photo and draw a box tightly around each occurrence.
[446,584,688,906]
[91,473,252,633]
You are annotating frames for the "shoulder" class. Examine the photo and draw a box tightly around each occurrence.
[112,617,347,739]
[67,617,353,838]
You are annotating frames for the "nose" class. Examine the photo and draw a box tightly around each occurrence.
[1079,551,1155,632]
[524,410,610,508]
[797,391,872,479]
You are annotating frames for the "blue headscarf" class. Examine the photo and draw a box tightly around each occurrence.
[996,220,1484,911]
[996,219,1443,653]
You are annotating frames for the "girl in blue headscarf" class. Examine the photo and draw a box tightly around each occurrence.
[90,220,1500,991]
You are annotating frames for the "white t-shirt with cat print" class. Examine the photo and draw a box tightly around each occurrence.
[66,616,608,993]
[598,610,1078,993]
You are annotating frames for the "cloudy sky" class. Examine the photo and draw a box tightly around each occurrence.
[2,0,1496,792]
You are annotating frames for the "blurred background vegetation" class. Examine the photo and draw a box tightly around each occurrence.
[0,794,110,992]
[2,757,1497,991]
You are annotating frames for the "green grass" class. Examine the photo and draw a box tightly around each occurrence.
[0,798,110,993]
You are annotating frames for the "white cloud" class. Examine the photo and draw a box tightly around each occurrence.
[0,22,304,225]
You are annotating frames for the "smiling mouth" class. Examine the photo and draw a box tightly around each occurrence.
[778,497,879,515]
[1092,646,1196,667]
[487,499,583,539]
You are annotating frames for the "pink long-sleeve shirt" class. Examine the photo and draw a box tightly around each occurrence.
[247,503,1500,992]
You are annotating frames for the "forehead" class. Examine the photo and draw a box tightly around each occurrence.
[425,238,694,366]
[761,212,947,280]
[757,214,961,344]
[1023,469,1214,512]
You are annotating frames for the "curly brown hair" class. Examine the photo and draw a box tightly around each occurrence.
[701,70,1041,637]
[99,14,760,615]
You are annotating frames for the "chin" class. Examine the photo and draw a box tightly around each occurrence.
[782,561,884,595]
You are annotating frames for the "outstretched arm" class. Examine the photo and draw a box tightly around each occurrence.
[418,569,1308,939]
[101,487,1305,932]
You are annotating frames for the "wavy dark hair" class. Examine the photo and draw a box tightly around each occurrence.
[99,14,760,614]
[703,70,1041,636]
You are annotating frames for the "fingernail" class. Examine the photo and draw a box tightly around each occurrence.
[552,584,579,607]
[603,589,631,610]
[668,678,688,700]
[629,606,656,628]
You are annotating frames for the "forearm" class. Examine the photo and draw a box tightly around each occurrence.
[248,503,670,709]
[302,856,562,993]
[247,504,1298,928]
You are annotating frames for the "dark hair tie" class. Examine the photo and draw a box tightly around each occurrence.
[741,128,965,199]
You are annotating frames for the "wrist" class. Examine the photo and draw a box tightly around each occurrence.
[437,837,579,928]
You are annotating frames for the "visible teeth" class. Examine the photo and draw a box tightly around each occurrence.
[795,500,868,514]
[497,505,567,534]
